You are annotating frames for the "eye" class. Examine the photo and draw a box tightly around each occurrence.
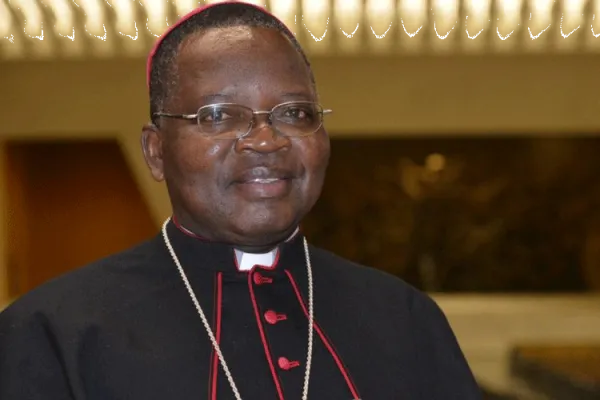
[275,103,319,127]
[198,106,234,124]
[283,107,309,120]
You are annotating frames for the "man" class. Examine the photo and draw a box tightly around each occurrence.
[0,2,482,399]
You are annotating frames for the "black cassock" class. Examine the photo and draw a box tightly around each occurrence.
[0,220,482,399]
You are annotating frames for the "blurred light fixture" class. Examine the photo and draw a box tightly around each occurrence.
[0,0,14,41]
[462,0,491,51]
[0,0,24,58]
[42,0,83,56]
[78,0,105,37]
[585,0,600,51]
[110,0,135,39]
[425,153,446,172]
[302,0,330,49]
[0,0,600,58]
[105,0,144,55]
[431,0,457,53]
[496,0,522,40]
[269,0,297,35]
[243,0,265,5]
[366,0,394,53]
[334,0,363,53]
[8,0,43,39]
[207,0,265,4]
[140,0,168,36]
[398,0,427,51]
[44,0,73,39]
[174,0,197,16]
[71,0,112,57]
[8,0,53,58]
[555,0,586,51]
[523,0,555,51]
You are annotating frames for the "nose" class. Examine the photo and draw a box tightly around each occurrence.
[234,114,291,154]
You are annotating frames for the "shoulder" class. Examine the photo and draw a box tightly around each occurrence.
[0,236,167,325]
[309,245,445,320]
[307,248,481,397]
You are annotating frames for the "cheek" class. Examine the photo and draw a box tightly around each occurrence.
[298,134,330,187]
[164,136,224,191]
[307,134,330,170]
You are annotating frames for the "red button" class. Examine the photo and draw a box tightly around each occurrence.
[278,357,300,371]
[253,272,273,285]
[264,310,287,325]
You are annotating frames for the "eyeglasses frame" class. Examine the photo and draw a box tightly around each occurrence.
[152,100,333,139]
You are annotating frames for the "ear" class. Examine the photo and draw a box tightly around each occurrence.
[141,123,165,182]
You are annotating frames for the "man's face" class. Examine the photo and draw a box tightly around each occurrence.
[142,26,330,249]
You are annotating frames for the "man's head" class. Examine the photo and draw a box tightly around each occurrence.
[141,2,331,251]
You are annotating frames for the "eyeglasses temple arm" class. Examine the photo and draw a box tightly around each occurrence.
[153,112,198,120]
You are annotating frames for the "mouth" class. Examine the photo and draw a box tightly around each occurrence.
[243,177,289,184]
[233,166,295,184]
[233,167,295,199]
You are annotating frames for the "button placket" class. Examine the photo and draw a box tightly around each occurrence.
[253,271,273,285]
[264,310,288,325]
[278,357,301,371]
[251,268,305,395]
[247,269,286,399]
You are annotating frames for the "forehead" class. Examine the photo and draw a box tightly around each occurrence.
[173,26,314,105]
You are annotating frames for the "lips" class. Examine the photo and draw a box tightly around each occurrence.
[233,166,294,184]
[246,178,285,184]
[232,166,295,199]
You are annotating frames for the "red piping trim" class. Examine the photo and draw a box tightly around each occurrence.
[172,215,212,241]
[210,273,223,400]
[207,274,216,399]
[284,270,362,400]
[247,273,286,400]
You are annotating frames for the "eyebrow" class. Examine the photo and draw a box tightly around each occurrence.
[198,93,232,104]
[279,91,314,100]
[197,91,316,105]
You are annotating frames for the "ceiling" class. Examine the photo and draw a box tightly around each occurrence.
[1,0,600,60]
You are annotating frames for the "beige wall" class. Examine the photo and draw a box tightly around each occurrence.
[1,54,599,300]
[3,55,600,138]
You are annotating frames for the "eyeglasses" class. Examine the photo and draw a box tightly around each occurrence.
[153,101,332,140]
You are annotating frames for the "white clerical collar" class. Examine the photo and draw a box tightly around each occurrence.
[234,249,276,271]
[175,219,300,271]
[234,226,300,271]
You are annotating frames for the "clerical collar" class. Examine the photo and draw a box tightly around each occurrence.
[170,216,301,272]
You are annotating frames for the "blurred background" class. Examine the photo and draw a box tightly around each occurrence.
[2,0,600,398]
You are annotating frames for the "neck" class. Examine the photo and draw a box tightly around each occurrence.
[172,214,300,253]
[234,243,279,254]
